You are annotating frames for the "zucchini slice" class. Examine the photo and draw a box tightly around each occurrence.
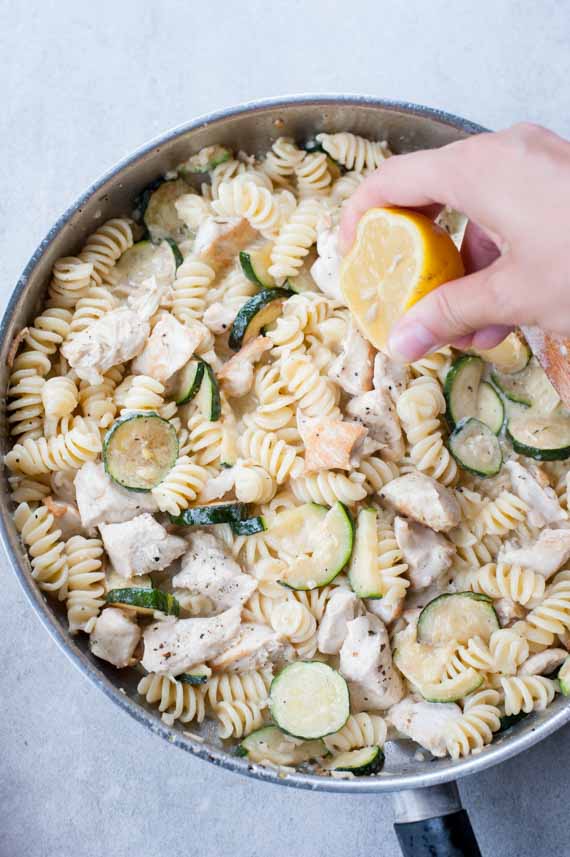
[558,656,570,696]
[231,516,267,536]
[492,360,560,413]
[170,501,248,527]
[477,382,504,434]
[103,414,178,491]
[240,243,275,288]
[196,360,221,421]
[420,670,483,703]
[475,332,531,374]
[267,503,328,554]
[270,662,350,740]
[220,420,238,468]
[143,178,190,242]
[278,503,354,591]
[417,593,499,646]
[113,240,178,295]
[507,414,570,461]
[394,635,457,689]
[237,725,326,765]
[449,418,503,477]
[329,746,384,776]
[180,145,232,175]
[444,356,504,433]
[106,587,180,616]
[348,508,382,598]
[178,667,212,686]
[228,288,290,350]
[172,359,205,405]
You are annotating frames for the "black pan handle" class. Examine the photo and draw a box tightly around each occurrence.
[393,782,482,857]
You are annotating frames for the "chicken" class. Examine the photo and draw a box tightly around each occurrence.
[506,460,567,528]
[493,598,526,627]
[210,623,289,672]
[317,588,360,655]
[339,613,404,711]
[373,352,410,405]
[194,216,257,270]
[142,606,242,676]
[99,513,187,578]
[310,222,343,302]
[197,468,236,503]
[498,528,570,579]
[346,387,404,462]
[75,462,157,528]
[172,531,256,614]
[203,302,236,335]
[131,312,202,383]
[366,594,406,626]
[90,607,141,669]
[217,336,273,397]
[43,496,84,539]
[61,307,149,385]
[328,320,374,396]
[380,473,461,533]
[394,516,455,590]
[519,649,567,676]
[126,274,172,316]
[301,415,368,473]
[387,698,462,758]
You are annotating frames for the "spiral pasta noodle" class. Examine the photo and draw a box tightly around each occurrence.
[473,491,529,538]
[262,137,305,186]
[7,374,45,440]
[172,257,215,324]
[6,423,101,476]
[324,713,387,752]
[65,536,106,634]
[188,412,224,466]
[151,456,210,516]
[68,287,117,339]
[79,217,134,286]
[250,364,296,431]
[501,676,557,715]
[280,354,339,418]
[489,628,529,675]
[295,152,333,197]
[78,365,123,429]
[290,471,367,506]
[14,502,68,598]
[47,256,93,309]
[445,689,502,759]
[316,132,390,172]
[397,376,457,485]
[239,427,302,484]
[270,599,318,659]
[137,673,206,727]
[213,177,288,238]
[454,562,545,607]
[214,699,267,739]
[269,199,323,281]
[8,475,51,504]
[121,375,176,419]
[204,668,273,710]
[355,456,399,494]
[410,347,453,385]
[234,461,276,504]
[443,637,494,679]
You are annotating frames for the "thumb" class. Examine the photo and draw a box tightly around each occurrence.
[387,261,515,362]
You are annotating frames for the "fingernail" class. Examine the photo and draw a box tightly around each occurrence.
[388,323,440,363]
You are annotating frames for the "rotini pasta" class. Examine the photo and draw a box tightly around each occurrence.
[445,689,502,759]
[65,536,106,634]
[324,713,387,752]
[501,676,557,715]
[14,502,68,598]
[316,132,390,172]
[137,673,206,727]
[151,456,210,515]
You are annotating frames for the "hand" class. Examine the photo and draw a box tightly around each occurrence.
[339,123,570,362]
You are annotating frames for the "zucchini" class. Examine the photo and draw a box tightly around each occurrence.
[477,382,504,434]
[106,587,180,616]
[444,355,504,433]
[134,177,164,223]
[492,360,560,413]
[267,503,328,554]
[417,593,499,646]
[301,138,325,154]
[103,414,178,491]
[278,503,354,590]
[196,360,221,421]
[143,178,189,242]
[178,667,212,686]
[329,746,384,776]
[228,288,290,350]
[270,662,350,740]
[449,418,503,477]
[172,359,205,405]
[113,240,179,295]
[498,712,528,733]
[348,508,382,598]
[240,243,275,288]
[180,145,232,175]
[231,516,266,536]
[420,670,483,703]
[163,237,184,268]
[558,656,570,696]
[507,414,570,461]
[237,725,326,765]
[170,501,248,527]
[221,418,238,468]
[475,332,531,374]
[394,635,457,689]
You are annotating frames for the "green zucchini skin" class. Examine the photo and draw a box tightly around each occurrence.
[197,360,222,421]
[269,661,350,740]
[164,237,184,268]
[498,712,528,733]
[230,516,267,536]
[507,425,570,462]
[417,592,499,646]
[106,587,180,616]
[239,249,273,288]
[170,502,248,527]
[178,672,210,686]
[173,359,205,406]
[228,288,291,350]
[332,746,385,776]
[103,413,178,492]
[444,355,483,425]
[134,178,165,225]
[449,417,503,477]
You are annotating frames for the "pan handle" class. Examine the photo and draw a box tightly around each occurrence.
[393,782,482,857]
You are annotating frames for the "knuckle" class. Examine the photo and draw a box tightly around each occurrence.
[432,287,470,336]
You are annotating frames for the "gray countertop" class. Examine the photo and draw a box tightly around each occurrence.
[1,2,570,855]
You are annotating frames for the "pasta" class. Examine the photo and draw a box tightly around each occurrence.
[204,668,273,709]
[316,132,390,172]
[239,427,302,483]
[324,713,387,752]
[270,599,318,659]
[78,217,134,286]
[137,673,206,727]
[397,376,457,485]
[213,177,289,238]
[65,536,106,634]
[445,689,502,759]
[290,471,367,506]
[262,137,305,186]
[501,676,557,715]
[47,256,94,309]
[453,562,545,607]
[151,456,210,515]
[473,491,529,538]
[269,199,323,282]
[7,373,45,440]
[14,502,68,597]
[172,258,215,324]
[214,699,267,739]
[295,152,333,197]
[6,423,101,476]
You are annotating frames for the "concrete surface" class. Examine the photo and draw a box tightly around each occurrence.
[2,1,570,855]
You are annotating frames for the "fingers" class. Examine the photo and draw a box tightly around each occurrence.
[471,325,514,350]
[461,220,501,274]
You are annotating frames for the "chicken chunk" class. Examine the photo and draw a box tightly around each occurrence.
[203,302,236,335]
[394,516,455,590]
[317,589,360,655]
[131,312,202,383]
[75,462,157,528]
[493,598,526,627]
[43,496,84,539]
[328,320,374,396]
[172,531,256,614]
[310,222,343,302]
[61,307,149,385]
[301,416,368,473]
[365,594,406,625]
[519,649,567,676]
[197,468,236,503]
[339,613,404,711]
[90,607,141,669]
[380,473,461,533]
[346,387,404,462]
[217,336,273,397]
[373,352,410,405]
[210,623,289,672]
[194,216,257,270]
[142,607,242,676]
[499,528,570,579]
[99,513,187,579]
[506,460,567,528]
[387,698,462,758]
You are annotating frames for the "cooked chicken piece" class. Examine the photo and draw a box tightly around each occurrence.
[99,513,187,578]
[203,302,236,335]
[197,468,236,503]
[558,629,570,651]
[90,607,141,669]
[142,607,242,675]
[126,274,173,316]
[62,307,149,385]
[172,531,256,614]
[317,589,360,654]
[131,312,202,383]
[387,698,462,757]
[380,473,461,533]
[498,528,570,579]
[339,613,404,711]
[506,460,567,528]
[394,517,455,590]
[519,649,567,676]
[43,496,84,539]
[210,623,290,672]
[346,387,404,462]
[328,320,374,396]
[310,222,343,302]
[194,216,257,270]
[217,336,273,397]
[301,416,368,473]
[365,595,406,626]
[493,598,526,627]
[373,352,410,404]
[75,462,158,528]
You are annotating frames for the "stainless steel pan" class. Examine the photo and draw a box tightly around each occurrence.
[3,95,569,856]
